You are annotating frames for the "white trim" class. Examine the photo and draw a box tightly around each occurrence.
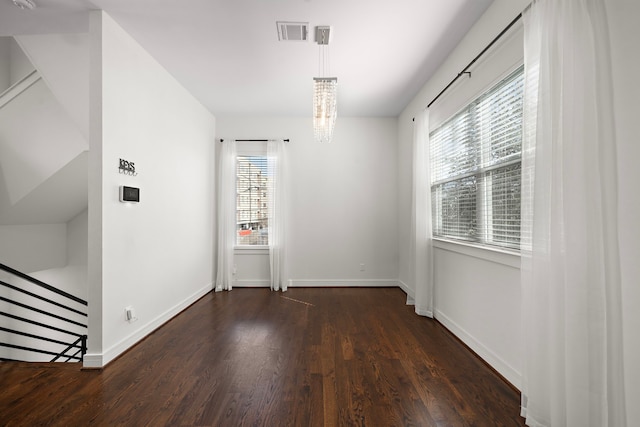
[82,353,103,369]
[415,306,433,317]
[234,247,268,255]
[85,283,213,368]
[288,279,399,287]
[398,279,432,316]
[233,279,271,287]
[0,70,40,110]
[433,238,520,269]
[434,308,521,390]
[398,280,413,299]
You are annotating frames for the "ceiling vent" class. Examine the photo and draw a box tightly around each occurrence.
[277,22,309,42]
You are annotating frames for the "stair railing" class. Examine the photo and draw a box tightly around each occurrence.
[0,262,87,362]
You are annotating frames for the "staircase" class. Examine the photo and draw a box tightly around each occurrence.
[0,37,89,364]
[0,262,87,362]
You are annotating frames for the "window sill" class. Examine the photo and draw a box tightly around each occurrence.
[234,246,269,255]
[432,238,520,269]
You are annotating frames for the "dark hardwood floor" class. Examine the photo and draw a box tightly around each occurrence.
[0,287,525,426]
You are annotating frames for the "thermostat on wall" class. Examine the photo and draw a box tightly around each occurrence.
[119,186,140,203]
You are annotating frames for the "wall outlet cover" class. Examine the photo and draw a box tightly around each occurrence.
[125,306,138,322]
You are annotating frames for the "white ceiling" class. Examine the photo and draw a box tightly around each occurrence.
[0,0,494,117]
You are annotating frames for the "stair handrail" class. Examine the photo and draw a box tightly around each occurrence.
[0,263,87,306]
[0,262,88,362]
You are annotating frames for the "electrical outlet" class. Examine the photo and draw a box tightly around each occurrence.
[360,263,365,271]
[233,264,237,275]
[125,306,138,323]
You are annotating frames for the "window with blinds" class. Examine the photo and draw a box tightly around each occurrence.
[430,66,523,250]
[237,155,270,245]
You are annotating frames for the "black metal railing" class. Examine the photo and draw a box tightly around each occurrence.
[0,262,87,363]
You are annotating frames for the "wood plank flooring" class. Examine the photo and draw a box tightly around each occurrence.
[0,288,525,426]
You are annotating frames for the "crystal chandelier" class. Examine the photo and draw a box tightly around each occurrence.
[313,26,337,143]
[11,0,36,9]
[313,77,337,143]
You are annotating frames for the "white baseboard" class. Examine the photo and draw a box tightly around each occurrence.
[233,279,271,287]
[398,281,432,316]
[398,280,414,300]
[82,353,103,369]
[84,283,213,369]
[434,309,521,390]
[415,306,433,317]
[233,279,402,288]
[288,279,399,287]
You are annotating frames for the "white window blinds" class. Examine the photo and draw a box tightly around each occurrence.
[430,66,524,250]
[236,156,270,245]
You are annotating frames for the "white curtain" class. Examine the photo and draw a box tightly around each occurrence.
[267,140,288,291]
[410,109,434,317]
[215,139,237,292]
[521,1,626,426]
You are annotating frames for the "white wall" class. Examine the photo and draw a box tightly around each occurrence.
[432,244,521,385]
[0,224,66,273]
[0,37,9,91]
[608,0,640,422]
[0,77,87,205]
[16,33,90,139]
[9,37,33,85]
[398,0,640,421]
[398,0,529,388]
[216,116,399,287]
[0,34,89,228]
[26,209,88,307]
[86,11,216,367]
[67,209,87,266]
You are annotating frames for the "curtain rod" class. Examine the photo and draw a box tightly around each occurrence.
[219,139,289,142]
[413,11,523,121]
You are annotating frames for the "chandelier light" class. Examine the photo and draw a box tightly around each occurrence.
[11,0,36,9]
[313,26,337,143]
[313,77,337,143]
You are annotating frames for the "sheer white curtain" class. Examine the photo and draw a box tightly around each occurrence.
[267,140,287,291]
[410,109,434,317]
[521,1,626,426]
[215,139,237,292]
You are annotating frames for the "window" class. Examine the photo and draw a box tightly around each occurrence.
[236,155,270,246]
[430,66,523,250]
